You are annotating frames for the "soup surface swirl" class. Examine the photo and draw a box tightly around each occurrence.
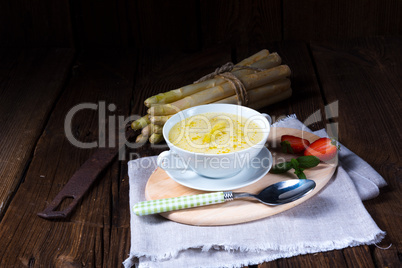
[168,112,264,154]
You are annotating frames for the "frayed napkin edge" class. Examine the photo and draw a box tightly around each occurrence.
[124,230,385,267]
[272,114,298,126]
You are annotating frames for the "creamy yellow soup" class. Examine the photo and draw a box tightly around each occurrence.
[168,112,264,154]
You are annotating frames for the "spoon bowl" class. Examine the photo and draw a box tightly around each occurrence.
[230,179,316,205]
[134,179,316,216]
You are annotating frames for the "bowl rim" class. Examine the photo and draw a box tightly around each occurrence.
[162,104,271,156]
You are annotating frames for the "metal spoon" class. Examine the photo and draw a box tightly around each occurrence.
[133,179,316,216]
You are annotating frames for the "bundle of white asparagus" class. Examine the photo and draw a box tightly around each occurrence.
[131,49,292,144]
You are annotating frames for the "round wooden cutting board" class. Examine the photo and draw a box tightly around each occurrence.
[145,127,337,226]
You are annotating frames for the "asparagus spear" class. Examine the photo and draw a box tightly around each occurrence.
[141,124,151,136]
[138,124,164,143]
[131,115,150,130]
[233,52,281,77]
[151,124,163,134]
[233,49,269,66]
[149,133,164,144]
[249,88,293,110]
[147,80,289,130]
[144,50,272,107]
[149,115,173,125]
[215,79,291,105]
[135,134,148,143]
[141,124,162,136]
[148,65,291,115]
[241,65,291,89]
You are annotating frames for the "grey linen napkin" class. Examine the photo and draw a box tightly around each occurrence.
[123,115,386,268]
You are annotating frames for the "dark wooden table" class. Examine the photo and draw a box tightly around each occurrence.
[0,36,400,267]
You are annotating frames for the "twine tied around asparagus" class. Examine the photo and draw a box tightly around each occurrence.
[194,62,265,106]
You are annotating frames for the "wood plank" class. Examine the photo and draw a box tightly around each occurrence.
[343,246,375,268]
[0,1,73,47]
[200,0,282,48]
[311,36,402,267]
[0,50,135,266]
[105,227,131,267]
[372,238,401,268]
[283,0,402,41]
[128,0,199,51]
[71,0,128,48]
[0,48,74,219]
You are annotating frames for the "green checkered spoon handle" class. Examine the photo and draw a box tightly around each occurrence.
[133,192,233,216]
[133,179,316,216]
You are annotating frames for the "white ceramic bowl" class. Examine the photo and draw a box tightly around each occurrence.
[157,104,272,178]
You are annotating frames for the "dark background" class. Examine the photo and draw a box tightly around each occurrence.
[1,0,401,50]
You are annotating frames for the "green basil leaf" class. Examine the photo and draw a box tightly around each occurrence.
[296,155,320,168]
[270,161,293,174]
[280,141,294,154]
[295,170,307,180]
[290,158,299,169]
[294,167,307,180]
